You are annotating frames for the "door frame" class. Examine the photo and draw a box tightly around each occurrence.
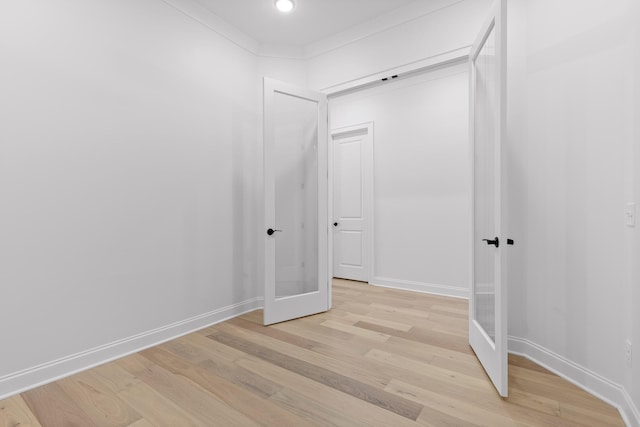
[329,122,374,285]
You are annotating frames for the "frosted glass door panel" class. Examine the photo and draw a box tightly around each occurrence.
[273,91,319,299]
[263,77,328,326]
[474,27,497,342]
[468,0,507,397]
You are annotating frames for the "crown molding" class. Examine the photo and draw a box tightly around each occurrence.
[304,0,465,59]
[161,0,305,59]
[160,0,472,61]
[257,43,306,60]
[160,0,260,55]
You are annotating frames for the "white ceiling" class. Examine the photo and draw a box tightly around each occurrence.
[193,0,419,47]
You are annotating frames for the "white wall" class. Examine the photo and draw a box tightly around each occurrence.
[317,0,640,422]
[0,0,262,396]
[258,57,308,88]
[307,0,491,91]
[507,0,640,423]
[4,2,637,423]
[330,64,470,297]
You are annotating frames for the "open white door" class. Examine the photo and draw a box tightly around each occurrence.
[469,0,509,396]
[263,78,329,326]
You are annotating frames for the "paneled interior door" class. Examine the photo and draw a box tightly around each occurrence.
[263,77,329,325]
[468,0,509,397]
[332,124,372,282]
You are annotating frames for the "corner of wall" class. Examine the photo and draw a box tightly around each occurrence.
[509,337,640,427]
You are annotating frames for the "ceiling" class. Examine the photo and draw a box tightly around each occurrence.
[193,0,419,47]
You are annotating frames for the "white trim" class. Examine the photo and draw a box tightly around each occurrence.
[304,0,467,59]
[373,277,468,299]
[0,297,263,401]
[257,44,306,60]
[161,0,470,61]
[322,47,470,96]
[160,0,310,59]
[327,108,334,309]
[508,336,640,427]
[624,389,640,427]
[160,0,260,55]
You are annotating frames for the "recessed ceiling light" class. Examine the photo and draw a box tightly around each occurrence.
[274,0,295,13]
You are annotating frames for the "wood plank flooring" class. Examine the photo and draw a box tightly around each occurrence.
[0,279,625,426]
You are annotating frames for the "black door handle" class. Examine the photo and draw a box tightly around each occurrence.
[333,222,339,227]
[482,237,499,247]
[267,228,282,236]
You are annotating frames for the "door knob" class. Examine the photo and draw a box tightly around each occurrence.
[333,222,339,227]
[267,228,282,236]
[482,237,499,247]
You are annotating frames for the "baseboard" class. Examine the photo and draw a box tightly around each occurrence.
[372,276,468,299]
[0,297,263,401]
[509,336,640,427]
[622,388,640,427]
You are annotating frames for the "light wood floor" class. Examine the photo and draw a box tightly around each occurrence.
[0,279,625,426]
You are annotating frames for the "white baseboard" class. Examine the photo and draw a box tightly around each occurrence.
[0,297,263,401]
[509,336,640,427]
[5,295,638,427]
[372,276,468,299]
[623,388,640,427]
